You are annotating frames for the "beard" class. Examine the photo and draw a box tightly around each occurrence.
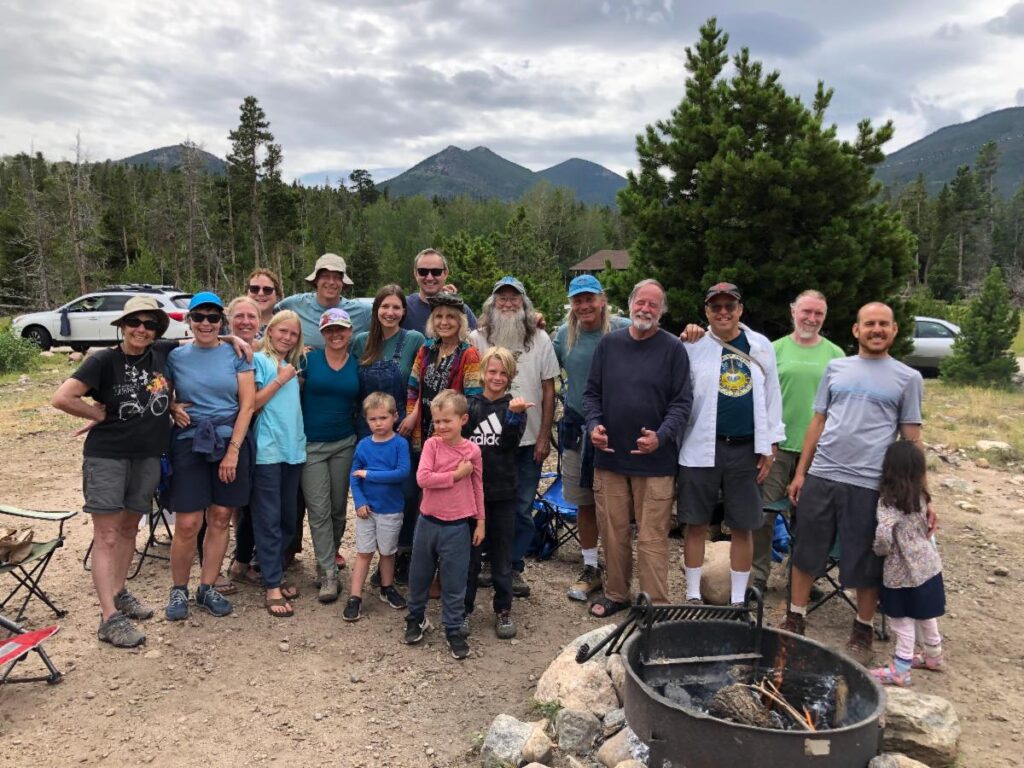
[488,308,527,350]
[794,323,820,341]
[631,312,655,332]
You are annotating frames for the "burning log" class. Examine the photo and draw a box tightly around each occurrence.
[708,684,776,728]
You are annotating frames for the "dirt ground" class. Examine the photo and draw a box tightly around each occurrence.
[1,364,1023,768]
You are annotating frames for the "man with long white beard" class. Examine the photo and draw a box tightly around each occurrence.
[582,279,692,617]
[470,277,559,598]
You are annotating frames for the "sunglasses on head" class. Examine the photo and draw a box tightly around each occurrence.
[123,317,161,331]
[190,311,223,325]
[417,267,444,277]
[247,284,276,296]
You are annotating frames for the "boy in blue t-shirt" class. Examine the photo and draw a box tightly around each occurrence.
[345,392,411,621]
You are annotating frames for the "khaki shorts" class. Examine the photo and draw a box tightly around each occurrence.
[761,449,800,506]
[82,456,160,515]
[561,448,594,506]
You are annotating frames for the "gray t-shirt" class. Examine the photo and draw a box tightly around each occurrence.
[808,356,923,490]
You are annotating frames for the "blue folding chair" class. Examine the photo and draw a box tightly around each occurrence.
[530,471,580,560]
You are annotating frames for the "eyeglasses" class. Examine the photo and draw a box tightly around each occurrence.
[417,268,445,277]
[248,285,276,296]
[707,302,738,313]
[123,317,161,331]
[190,311,223,325]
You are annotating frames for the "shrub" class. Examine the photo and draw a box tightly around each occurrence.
[0,328,40,375]
[941,266,1020,388]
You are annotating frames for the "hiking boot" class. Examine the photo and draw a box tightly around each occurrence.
[165,586,189,621]
[446,630,470,660]
[495,610,517,639]
[342,596,362,622]
[379,585,407,610]
[779,610,806,636]
[404,616,430,645]
[567,565,602,602]
[318,574,340,604]
[196,584,233,617]
[114,588,154,620]
[477,561,493,588]
[511,571,531,598]
[97,611,146,648]
[846,618,875,659]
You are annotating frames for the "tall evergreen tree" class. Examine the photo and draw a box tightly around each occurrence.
[941,265,1019,387]
[226,95,277,269]
[613,18,915,340]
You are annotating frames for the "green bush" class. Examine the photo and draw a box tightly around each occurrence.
[906,288,970,327]
[0,328,40,375]
[941,267,1020,388]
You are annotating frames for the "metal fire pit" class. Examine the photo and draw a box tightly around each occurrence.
[578,593,885,768]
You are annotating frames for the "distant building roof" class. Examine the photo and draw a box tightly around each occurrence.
[570,249,631,272]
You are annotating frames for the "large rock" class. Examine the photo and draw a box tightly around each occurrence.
[699,540,732,605]
[605,654,626,702]
[976,439,1012,453]
[869,754,932,768]
[481,714,534,768]
[535,625,620,718]
[521,723,553,765]
[602,707,626,738]
[555,708,602,754]
[883,688,961,768]
[595,726,643,768]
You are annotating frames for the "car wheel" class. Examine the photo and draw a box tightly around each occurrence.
[22,325,52,351]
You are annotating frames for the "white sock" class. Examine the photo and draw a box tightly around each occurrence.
[582,548,598,568]
[685,566,702,600]
[730,569,750,604]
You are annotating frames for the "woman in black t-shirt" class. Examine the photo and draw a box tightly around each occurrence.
[52,296,175,649]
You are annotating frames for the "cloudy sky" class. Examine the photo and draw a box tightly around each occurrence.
[2,0,1023,184]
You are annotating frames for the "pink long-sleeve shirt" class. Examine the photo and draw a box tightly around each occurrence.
[416,436,485,522]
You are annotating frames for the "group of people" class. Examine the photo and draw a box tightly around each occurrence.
[56,247,947,680]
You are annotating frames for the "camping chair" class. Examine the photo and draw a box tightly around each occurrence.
[775,497,888,641]
[1,613,62,685]
[531,470,580,560]
[0,505,77,621]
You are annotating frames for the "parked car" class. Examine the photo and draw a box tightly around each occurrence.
[904,316,960,372]
[11,285,193,351]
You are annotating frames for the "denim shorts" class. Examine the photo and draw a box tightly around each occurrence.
[169,437,252,512]
[82,456,160,515]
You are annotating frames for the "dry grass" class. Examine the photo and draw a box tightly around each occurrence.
[924,379,1024,461]
[0,362,73,433]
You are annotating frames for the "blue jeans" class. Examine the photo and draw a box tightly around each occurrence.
[511,444,543,573]
[249,463,302,589]
[406,516,472,634]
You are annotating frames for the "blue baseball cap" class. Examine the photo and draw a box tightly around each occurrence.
[188,291,224,311]
[492,275,525,295]
[568,274,604,297]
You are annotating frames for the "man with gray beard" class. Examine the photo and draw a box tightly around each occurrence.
[470,276,559,597]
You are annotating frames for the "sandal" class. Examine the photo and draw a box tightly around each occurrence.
[229,566,262,587]
[265,596,294,618]
[281,581,300,600]
[214,574,238,595]
[870,662,912,687]
[589,597,630,619]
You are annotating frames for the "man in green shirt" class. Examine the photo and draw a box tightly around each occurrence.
[751,290,844,593]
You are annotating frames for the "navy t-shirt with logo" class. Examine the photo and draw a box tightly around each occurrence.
[464,393,525,501]
[716,330,755,438]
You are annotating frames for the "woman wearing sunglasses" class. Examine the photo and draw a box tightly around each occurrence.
[245,268,283,336]
[163,292,256,622]
[52,296,177,648]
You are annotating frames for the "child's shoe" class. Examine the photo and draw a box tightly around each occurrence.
[404,616,429,644]
[911,646,944,671]
[343,596,362,622]
[379,585,407,610]
[446,630,470,660]
[870,661,912,687]
[495,610,517,639]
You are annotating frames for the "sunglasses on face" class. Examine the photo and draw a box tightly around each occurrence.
[190,311,223,325]
[248,285,276,296]
[417,268,445,277]
[123,317,161,331]
[707,302,738,313]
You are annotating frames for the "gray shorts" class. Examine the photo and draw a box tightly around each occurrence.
[561,447,594,506]
[354,512,403,555]
[791,474,883,589]
[677,439,763,531]
[82,456,160,515]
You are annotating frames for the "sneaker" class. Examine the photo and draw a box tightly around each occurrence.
[846,619,875,657]
[446,630,470,660]
[779,610,806,635]
[342,596,362,622]
[477,561,493,588]
[511,571,531,598]
[196,584,233,617]
[165,586,189,621]
[379,585,407,610]
[97,611,146,648]
[567,565,602,602]
[318,575,340,604]
[114,588,154,620]
[495,610,517,639]
[369,568,382,588]
[911,648,945,671]
[458,616,472,638]
[404,616,430,645]
[871,661,912,687]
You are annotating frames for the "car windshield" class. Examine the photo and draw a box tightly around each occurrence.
[171,295,192,309]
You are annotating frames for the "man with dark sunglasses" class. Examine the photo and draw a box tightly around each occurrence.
[401,248,478,334]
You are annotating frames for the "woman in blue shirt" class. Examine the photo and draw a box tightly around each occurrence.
[301,308,360,603]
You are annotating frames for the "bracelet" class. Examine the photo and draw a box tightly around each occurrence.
[274,378,284,387]
[229,439,242,451]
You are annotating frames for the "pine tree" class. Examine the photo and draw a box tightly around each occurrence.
[613,18,915,339]
[227,95,277,269]
[941,266,1019,387]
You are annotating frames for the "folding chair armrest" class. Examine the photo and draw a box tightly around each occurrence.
[0,506,78,538]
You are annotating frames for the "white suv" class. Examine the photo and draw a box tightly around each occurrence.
[12,285,193,352]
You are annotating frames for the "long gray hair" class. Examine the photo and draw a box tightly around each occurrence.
[480,291,539,350]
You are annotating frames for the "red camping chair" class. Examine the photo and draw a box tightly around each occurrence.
[1,614,62,685]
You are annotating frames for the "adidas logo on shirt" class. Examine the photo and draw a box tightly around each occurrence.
[470,412,503,446]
